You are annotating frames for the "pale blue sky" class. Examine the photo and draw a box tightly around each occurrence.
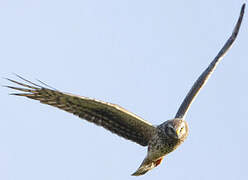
[1,0,247,179]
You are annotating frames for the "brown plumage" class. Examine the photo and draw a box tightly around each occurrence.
[6,76,156,147]
[5,4,245,176]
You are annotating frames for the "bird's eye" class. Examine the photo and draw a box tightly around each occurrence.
[180,126,185,133]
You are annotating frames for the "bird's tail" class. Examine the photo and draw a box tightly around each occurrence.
[131,156,164,176]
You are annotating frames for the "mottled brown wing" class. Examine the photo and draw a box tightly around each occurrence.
[6,76,156,146]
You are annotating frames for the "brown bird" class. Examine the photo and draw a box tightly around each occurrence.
[5,4,245,176]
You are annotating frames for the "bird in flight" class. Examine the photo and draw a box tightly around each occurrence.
[5,4,245,176]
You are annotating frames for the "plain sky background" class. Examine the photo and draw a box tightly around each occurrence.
[0,0,247,179]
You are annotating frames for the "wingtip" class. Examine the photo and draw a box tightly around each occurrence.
[241,3,246,16]
[232,3,246,37]
[242,3,246,10]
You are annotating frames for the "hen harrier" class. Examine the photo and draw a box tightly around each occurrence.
[5,4,245,176]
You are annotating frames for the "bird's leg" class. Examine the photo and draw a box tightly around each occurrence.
[155,157,164,167]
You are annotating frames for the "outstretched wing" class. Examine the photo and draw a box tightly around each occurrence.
[175,4,245,119]
[6,75,156,146]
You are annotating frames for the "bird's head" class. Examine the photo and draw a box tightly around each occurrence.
[161,118,188,141]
